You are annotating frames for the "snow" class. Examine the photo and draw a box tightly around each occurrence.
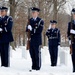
[0,46,74,75]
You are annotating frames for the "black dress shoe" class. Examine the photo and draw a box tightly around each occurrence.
[32,68,36,70]
[51,64,57,67]
[73,70,75,73]
[4,65,9,67]
[36,68,40,71]
[51,64,54,66]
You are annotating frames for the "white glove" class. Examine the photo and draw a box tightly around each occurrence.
[0,28,2,32]
[58,45,60,48]
[70,29,75,34]
[69,40,71,45]
[28,25,32,31]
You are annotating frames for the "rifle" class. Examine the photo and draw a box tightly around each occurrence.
[70,12,73,54]
[26,8,31,50]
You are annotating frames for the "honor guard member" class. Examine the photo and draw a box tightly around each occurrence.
[67,8,75,72]
[0,7,14,67]
[26,7,44,71]
[46,20,60,66]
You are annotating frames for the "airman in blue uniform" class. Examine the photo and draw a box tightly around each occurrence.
[67,8,75,72]
[46,20,60,66]
[26,7,44,71]
[0,7,14,67]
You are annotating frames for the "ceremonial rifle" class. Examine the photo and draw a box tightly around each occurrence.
[26,8,31,50]
[70,12,73,54]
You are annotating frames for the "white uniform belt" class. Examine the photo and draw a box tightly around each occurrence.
[49,37,58,39]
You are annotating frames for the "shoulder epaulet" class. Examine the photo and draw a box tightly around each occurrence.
[57,29,60,33]
[9,16,12,19]
[37,17,43,21]
[55,28,60,32]
[7,16,13,23]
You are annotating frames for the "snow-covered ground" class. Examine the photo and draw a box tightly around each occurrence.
[0,46,74,75]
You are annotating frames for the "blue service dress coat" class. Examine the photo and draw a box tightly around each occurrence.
[46,28,60,46]
[26,17,44,46]
[0,15,14,43]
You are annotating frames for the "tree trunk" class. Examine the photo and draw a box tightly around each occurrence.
[9,0,16,50]
[19,34,21,46]
[23,33,25,46]
[53,0,58,20]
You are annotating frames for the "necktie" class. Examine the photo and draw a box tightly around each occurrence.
[74,20,75,24]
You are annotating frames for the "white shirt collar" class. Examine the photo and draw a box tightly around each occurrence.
[2,16,5,18]
[33,17,37,20]
[0,15,2,17]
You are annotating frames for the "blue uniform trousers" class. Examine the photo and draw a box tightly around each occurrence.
[72,44,75,72]
[49,44,58,66]
[29,44,41,70]
[0,43,9,67]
